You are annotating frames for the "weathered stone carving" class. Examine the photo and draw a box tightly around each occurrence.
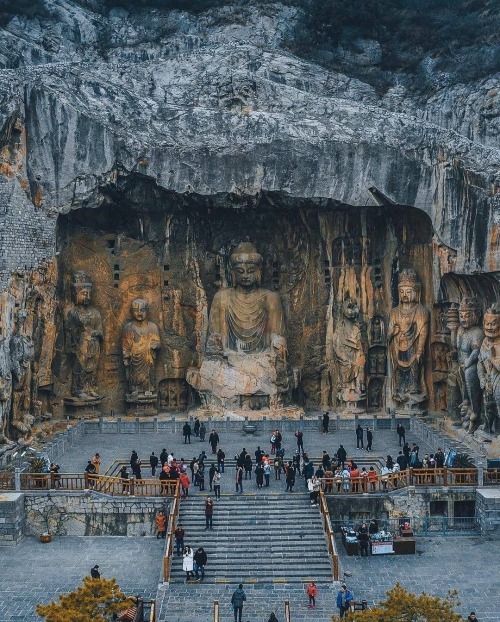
[477,303,500,435]
[388,269,429,409]
[64,272,103,406]
[0,337,12,443]
[187,242,295,414]
[446,297,483,432]
[122,298,160,404]
[9,310,35,437]
[331,297,366,410]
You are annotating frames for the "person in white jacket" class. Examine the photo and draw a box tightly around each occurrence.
[182,546,194,582]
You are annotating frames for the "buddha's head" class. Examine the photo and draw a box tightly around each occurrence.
[342,297,359,320]
[131,298,149,322]
[398,269,421,305]
[71,271,92,306]
[230,242,263,289]
[483,303,500,339]
[459,297,481,329]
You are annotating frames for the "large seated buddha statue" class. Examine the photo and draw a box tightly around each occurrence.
[187,243,291,412]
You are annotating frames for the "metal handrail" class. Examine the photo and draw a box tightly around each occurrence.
[163,480,181,582]
[318,488,339,581]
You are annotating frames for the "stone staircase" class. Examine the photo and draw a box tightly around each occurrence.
[170,492,333,584]
[158,491,338,621]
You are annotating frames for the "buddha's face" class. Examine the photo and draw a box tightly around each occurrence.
[131,299,148,322]
[233,262,261,288]
[459,308,480,329]
[343,299,359,320]
[75,286,92,306]
[484,312,500,339]
[399,286,417,304]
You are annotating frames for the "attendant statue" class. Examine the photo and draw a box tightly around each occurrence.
[331,297,365,408]
[477,303,500,435]
[447,297,483,432]
[388,269,429,403]
[122,298,160,402]
[65,272,103,403]
[10,310,35,435]
[206,242,285,354]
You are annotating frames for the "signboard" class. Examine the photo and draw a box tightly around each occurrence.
[371,541,394,555]
[445,449,456,468]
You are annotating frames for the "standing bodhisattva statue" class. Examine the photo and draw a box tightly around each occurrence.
[206,242,286,354]
[122,298,160,402]
[477,303,500,435]
[65,272,103,403]
[388,269,429,403]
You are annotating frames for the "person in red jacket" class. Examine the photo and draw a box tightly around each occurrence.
[306,582,318,608]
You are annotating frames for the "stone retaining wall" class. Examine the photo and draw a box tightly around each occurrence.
[24,492,171,537]
[476,489,500,533]
[0,492,24,546]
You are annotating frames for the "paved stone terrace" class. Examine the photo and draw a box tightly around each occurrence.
[0,536,164,621]
[55,424,435,478]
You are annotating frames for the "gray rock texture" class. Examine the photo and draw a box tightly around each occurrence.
[0,1,498,283]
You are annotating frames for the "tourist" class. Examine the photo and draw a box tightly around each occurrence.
[306,581,318,608]
[198,464,205,491]
[303,456,314,488]
[386,455,394,470]
[322,450,331,469]
[119,466,129,493]
[193,459,200,486]
[132,459,142,480]
[274,429,282,452]
[160,448,168,466]
[182,546,194,582]
[213,469,221,499]
[194,417,200,437]
[268,612,279,622]
[156,511,167,539]
[255,462,264,489]
[315,463,325,480]
[244,453,252,479]
[209,463,217,491]
[91,452,101,474]
[435,447,445,468]
[366,428,373,451]
[397,423,406,446]
[360,467,368,492]
[357,523,369,556]
[292,450,301,475]
[295,429,304,454]
[231,583,247,622]
[183,421,192,444]
[322,411,330,433]
[159,466,170,495]
[235,463,243,494]
[368,466,377,491]
[341,466,351,493]
[336,444,347,469]
[90,564,100,579]
[381,465,391,491]
[270,430,277,454]
[49,463,61,488]
[308,475,320,506]
[336,583,354,618]
[334,465,343,492]
[403,442,410,464]
[217,447,225,473]
[397,450,408,471]
[356,424,364,449]
[263,458,271,487]
[194,546,207,581]
[255,445,264,465]
[130,450,138,468]
[167,451,174,466]
[150,451,158,476]
[274,455,282,480]
[368,518,379,534]
[179,470,190,498]
[467,612,479,622]
[85,460,97,488]
[174,524,185,557]
[324,464,334,493]
[209,429,220,454]
[199,422,206,442]
[205,496,214,529]
[285,461,295,492]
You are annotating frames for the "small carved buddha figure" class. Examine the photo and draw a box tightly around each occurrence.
[206,242,286,355]
[65,272,103,402]
[122,298,160,401]
[388,269,429,402]
[447,297,483,431]
[477,303,500,435]
[332,297,366,407]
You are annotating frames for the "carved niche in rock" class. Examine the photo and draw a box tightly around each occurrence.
[388,269,429,411]
[9,310,35,437]
[331,297,366,410]
[64,272,103,407]
[187,242,292,413]
[122,298,161,405]
[477,303,500,435]
[446,297,483,432]
[158,378,188,411]
[368,377,384,409]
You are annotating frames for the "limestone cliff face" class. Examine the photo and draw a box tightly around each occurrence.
[0,1,498,279]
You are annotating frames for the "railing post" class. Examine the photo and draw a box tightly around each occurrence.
[443,467,448,486]
[84,471,89,489]
[478,461,484,487]
[14,467,21,491]
[130,477,135,496]
[117,416,122,434]
[409,467,413,486]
